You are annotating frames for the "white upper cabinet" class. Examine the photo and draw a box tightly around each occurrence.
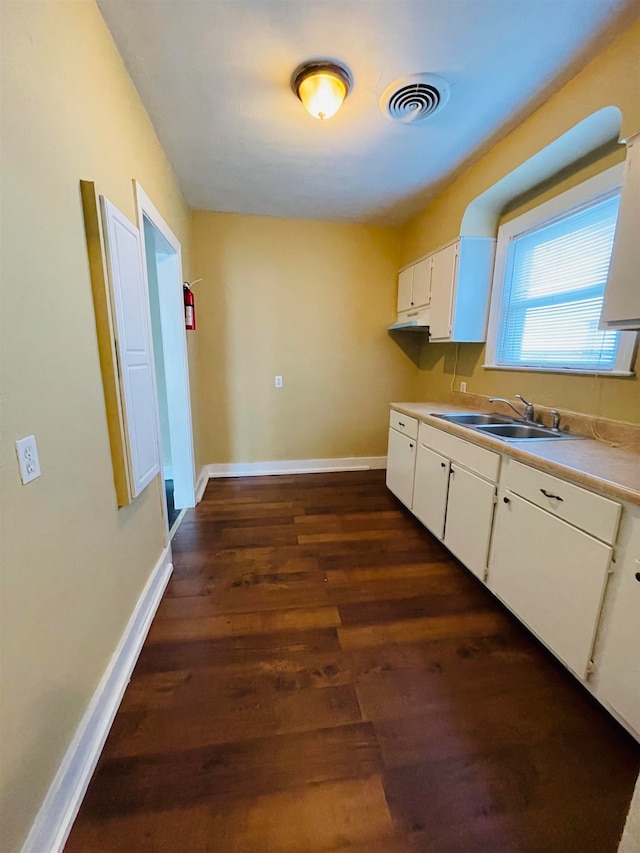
[428,241,458,340]
[396,256,431,313]
[394,237,495,341]
[101,197,161,498]
[600,133,640,330]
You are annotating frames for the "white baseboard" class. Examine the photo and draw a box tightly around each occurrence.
[195,466,209,503]
[21,546,173,853]
[206,456,387,479]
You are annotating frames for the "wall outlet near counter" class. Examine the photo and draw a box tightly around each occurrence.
[274,375,283,388]
[16,434,41,484]
[460,381,467,393]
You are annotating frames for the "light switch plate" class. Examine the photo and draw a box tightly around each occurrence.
[16,435,41,484]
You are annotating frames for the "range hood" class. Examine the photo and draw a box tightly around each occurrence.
[387,319,430,332]
[387,305,431,332]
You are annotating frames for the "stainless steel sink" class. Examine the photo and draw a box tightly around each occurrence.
[432,412,514,425]
[474,423,583,441]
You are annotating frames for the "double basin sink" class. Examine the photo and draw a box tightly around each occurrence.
[431,412,584,441]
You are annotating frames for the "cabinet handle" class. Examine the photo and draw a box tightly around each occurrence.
[635,572,640,583]
[398,421,405,427]
[503,496,510,504]
[440,462,446,468]
[409,443,414,449]
[540,488,563,501]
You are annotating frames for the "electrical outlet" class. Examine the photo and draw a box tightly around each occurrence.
[16,435,41,484]
[274,375,283,388]
[460,381,467,393]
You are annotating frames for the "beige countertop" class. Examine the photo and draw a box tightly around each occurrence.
[390,400,640,506]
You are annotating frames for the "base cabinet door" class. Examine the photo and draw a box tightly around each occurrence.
[593,515,640,735]
[444,466,496,579]
[488,493,612,678]
[412,444,450,539]
[386,428,416,509]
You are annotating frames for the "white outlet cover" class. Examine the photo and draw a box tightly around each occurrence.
[16,435,41,484]
[274,375,283,388]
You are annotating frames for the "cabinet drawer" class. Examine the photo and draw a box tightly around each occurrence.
[418,422,500,482]
[389,410,418,439]
[504,460,621,544]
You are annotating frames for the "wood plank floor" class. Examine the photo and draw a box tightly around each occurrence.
[65,470,640,853]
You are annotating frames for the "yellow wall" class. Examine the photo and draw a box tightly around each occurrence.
[0,2,191,849]
[191,212,416,464]
[402,20,640,424]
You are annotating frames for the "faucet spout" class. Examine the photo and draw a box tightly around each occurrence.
[489,395,536,422]
[488,397,527,420]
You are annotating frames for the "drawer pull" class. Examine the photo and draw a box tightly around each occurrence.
[540,488,563,501]
[398,421,405,427]
[503,496,510,504]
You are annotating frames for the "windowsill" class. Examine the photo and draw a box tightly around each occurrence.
[482,364,636,377]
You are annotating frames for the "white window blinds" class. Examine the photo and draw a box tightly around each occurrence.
[496,193,621,371]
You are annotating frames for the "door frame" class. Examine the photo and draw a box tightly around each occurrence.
[134,181,196,532]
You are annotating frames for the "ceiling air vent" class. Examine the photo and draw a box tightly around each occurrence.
[381,73,450,124]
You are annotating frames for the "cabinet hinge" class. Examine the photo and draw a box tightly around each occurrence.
[585,659,596,680]
[608,552,616,574]
[482,568,489,583]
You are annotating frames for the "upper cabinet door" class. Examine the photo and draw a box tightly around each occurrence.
[101,197,161,498]
[397,266,414,313]
[600,134,640,330]
[429,242,458,340]
[411,257,432,309]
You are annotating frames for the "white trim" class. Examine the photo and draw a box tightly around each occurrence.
[482,364,635,377]
[485,163,637,375]
[21,547,173,853]
[195,466,209,503]
[205,456,387,479]
[163,465,174,480]
[134,181,196,517]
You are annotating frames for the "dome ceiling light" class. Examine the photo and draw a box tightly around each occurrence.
[291,60,353,121]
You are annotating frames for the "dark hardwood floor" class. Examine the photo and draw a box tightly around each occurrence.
[65,470,639,852]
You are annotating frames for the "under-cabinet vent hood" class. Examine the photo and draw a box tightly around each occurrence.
[388,304,431,332]
[387,319,430,332]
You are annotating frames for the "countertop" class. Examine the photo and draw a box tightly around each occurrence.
[390,401,640,506]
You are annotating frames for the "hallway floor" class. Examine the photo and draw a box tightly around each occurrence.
[65,470,639,852]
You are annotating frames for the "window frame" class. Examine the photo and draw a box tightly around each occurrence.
[485,163,637,376]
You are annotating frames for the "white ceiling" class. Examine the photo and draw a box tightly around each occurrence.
[97,0,637,225]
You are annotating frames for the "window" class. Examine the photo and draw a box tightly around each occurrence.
[486,164,636,374]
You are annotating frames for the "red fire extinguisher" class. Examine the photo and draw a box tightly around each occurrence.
[184,282,196,330]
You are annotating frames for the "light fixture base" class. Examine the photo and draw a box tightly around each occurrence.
[291,59,353,120]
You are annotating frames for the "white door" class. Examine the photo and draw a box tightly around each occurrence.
[386,428,416,509]
[488,492,612,678]
[412,443,450,539]
[397,267,414,312]
[101,197,161,497]
[429,242,458,340]
[444,465,495,579]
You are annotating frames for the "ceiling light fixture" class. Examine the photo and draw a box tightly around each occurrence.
[291,60,352,121]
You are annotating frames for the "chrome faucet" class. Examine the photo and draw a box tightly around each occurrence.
[549,409,561,431]
[489,394,535,423]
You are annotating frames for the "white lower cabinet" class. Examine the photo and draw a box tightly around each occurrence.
[412,444,450,538]
[412,423,498,578]
[445,466,497,580]
[488,492,612,679]
[386,427,417,509]
[387,409,638,738]
[592,508,640,736]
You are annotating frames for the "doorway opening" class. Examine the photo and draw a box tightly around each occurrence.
[136,183,196,538]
